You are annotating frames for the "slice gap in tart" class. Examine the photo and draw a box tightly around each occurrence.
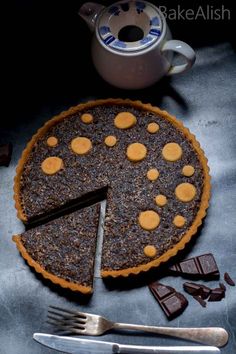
[24,187,107,229]
[13,204,100,294]
[93,199,107,278]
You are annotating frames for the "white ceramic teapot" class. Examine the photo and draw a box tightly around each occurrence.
[79,0,196,89]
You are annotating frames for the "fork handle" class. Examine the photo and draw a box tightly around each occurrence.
[113,324,228,348]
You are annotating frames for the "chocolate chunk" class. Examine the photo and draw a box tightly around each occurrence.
[183,282,202,296]
[169,254,220,279]
[183,282,211,299]
[219,282,226,291]
[208,288,225,302]
[199,285,212,299]
[224,272,235,286]
[193,295,207,308]
[0,143,12,167]
[198,254,219,276]
[149,281,188,319]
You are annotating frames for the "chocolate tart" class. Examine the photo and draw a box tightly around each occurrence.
[14,99,210,281]
[13,205,100,293]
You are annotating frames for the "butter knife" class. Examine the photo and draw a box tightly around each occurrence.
[33,333,221,354]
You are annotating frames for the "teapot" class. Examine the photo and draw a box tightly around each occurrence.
[79,0,196,89]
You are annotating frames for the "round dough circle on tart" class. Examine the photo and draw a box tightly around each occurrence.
[182,165,195,177]
[81,113,93,124]
[139,210,160,231]
[155,194,167,207]
[41,157,63,175]
[13,99,211,286]
[175,182,196,202]
[104,135,117,147]
[147,168,159,181]
[126,142,147,162]
[147,122,159,133]
[71,137,92,155]
[114,112,137,129]
[47,136,58,147]
[162,142,182,162]
[173,215,186,228]
[144,245,157,258]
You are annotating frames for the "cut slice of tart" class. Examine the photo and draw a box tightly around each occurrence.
[13,204,100,293]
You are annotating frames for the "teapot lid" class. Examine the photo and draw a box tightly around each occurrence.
[97,1,164,53]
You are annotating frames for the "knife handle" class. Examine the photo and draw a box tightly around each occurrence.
[113,324,228,348]
[117,344,221,354]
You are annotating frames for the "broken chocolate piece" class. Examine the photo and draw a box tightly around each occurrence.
[219,282,226,291]
[183,282,202,296]
[0,143,12,167]
[199,284,212,299]
[224,272,235,286]
[149,281,188,319]
[169,254,220,279]
[193,295,207,308]
[208,288,225,302]
[183,282,211,299]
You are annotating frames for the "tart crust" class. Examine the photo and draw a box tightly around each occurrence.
[14,99,211,279]
[12,235,92,294]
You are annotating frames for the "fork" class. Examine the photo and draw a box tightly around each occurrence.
[47,306,228,348]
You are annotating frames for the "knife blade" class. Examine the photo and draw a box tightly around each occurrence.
[33,333,221,354]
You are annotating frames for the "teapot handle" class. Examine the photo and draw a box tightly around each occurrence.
[78,2,105,32]
[161,40,196,75]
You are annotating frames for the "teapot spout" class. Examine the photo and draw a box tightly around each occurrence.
[78,2,105,31]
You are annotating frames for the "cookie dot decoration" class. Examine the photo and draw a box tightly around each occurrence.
[127,143,147,162]
[144,245,157,258]
[155,194,167,207]
[71,137,92,155]
[173,215,186,228]
[182,165,195,177]
[114,112,137,129]
[147,122,159,133]
[104,135,117,147]
[41,156,63,175]
[175,182,196,202]
[47,136,58,147]
[81,113,93,124]
[162,142,182,162]
[139,210,160,231]
[147,168,159,181]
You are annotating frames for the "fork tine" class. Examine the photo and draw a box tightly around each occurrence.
[46,319,66,327]
[47,319,85,329]
[49,305,77,314]
[47,310,87,324]
[48,310,76,319]
[46,321,86,334]
[49,305,87,319]
[47,315,86,327]
[47,315,72,324]
[47,310,86,323]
